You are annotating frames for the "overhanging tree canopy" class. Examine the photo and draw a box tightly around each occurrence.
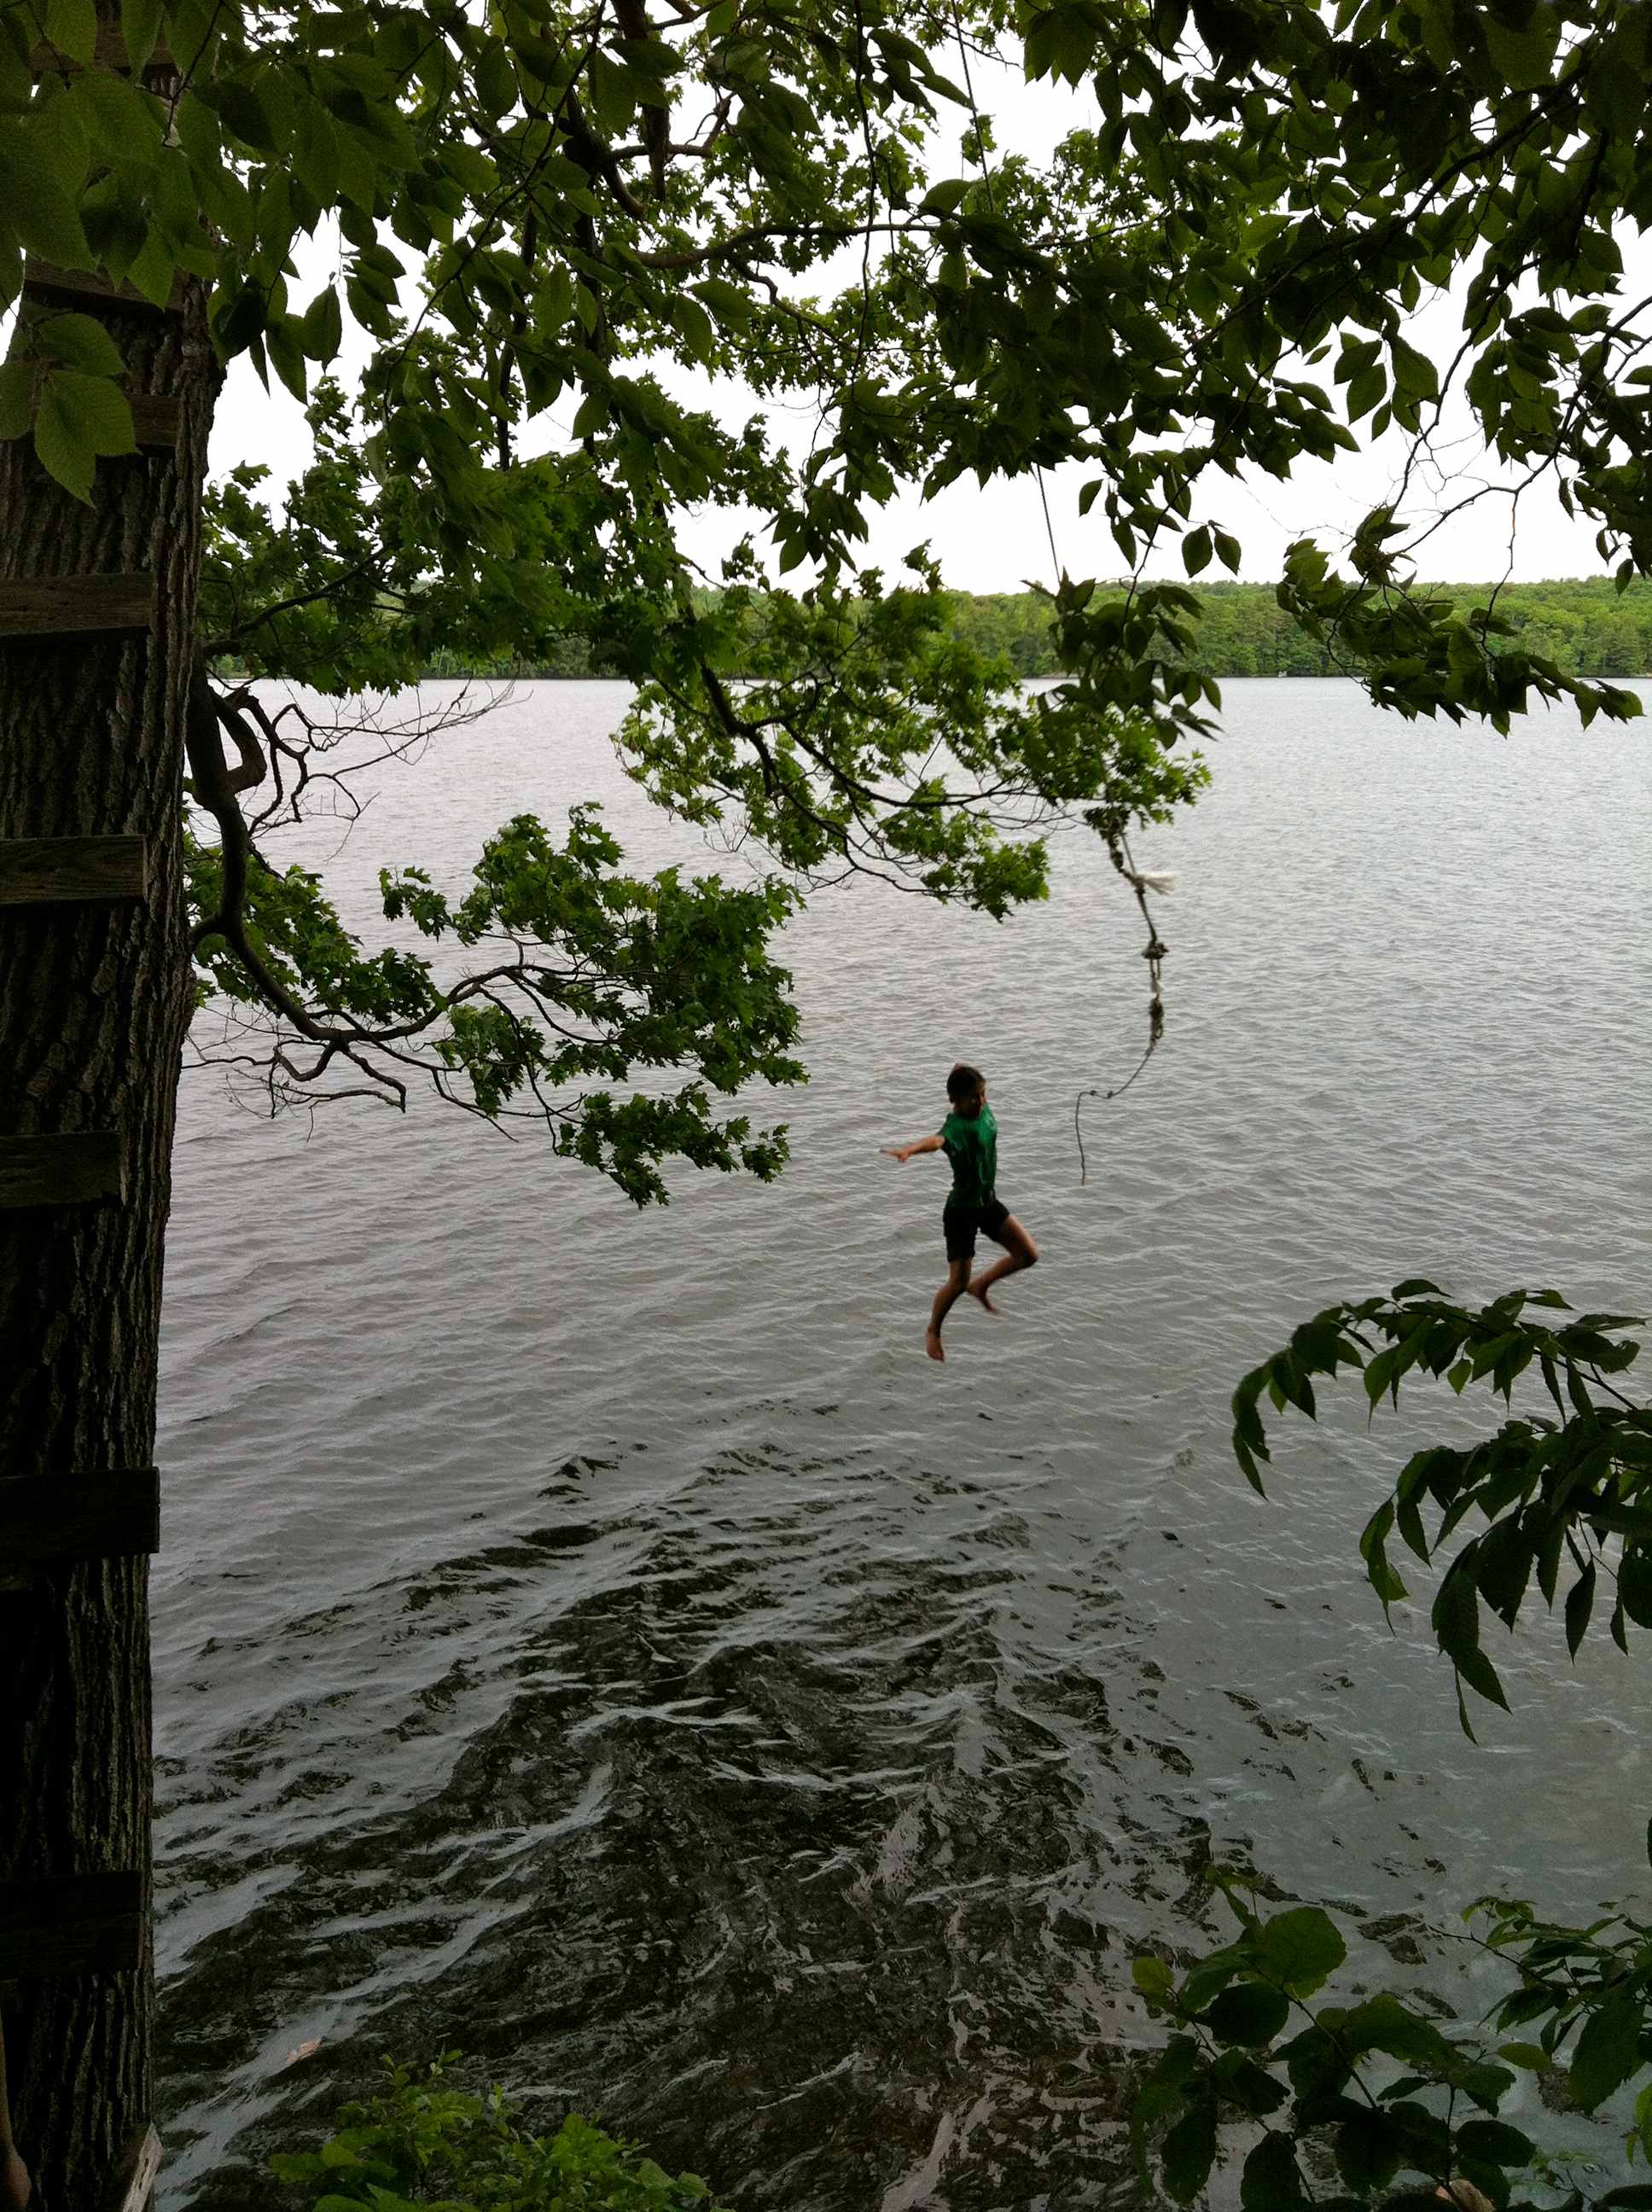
[7,0,1648,1187]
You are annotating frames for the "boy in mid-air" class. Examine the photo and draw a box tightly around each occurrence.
[882,1062,1039,1362]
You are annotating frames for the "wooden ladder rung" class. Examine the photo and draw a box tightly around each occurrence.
[0,836,148,906]
[22,260,186,317]
[0,1132,125,1208]
[128,393,182,451]
[0,1871,147,1979]
[0,1469,159,1568]
[32,25,174,73]
[106,2125,162,2212]
[0,574,154,639]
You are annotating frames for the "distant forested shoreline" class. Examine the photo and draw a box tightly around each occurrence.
[420,579,1652,684]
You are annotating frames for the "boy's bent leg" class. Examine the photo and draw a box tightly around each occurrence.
[969,1216,1038,1306]
[928,1259,971,1360]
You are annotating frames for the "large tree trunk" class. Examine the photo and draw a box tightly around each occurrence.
[0,251,212,2203]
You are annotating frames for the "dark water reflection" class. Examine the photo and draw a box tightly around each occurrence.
[154,682,1652,2208]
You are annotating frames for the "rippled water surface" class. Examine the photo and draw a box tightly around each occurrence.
[154,679,1652,2208]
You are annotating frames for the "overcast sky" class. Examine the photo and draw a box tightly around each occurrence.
[208,49,1635,591]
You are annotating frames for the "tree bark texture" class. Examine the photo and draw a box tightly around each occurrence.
[0,262,213,2204]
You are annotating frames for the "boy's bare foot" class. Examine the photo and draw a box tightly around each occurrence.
[968,1282,999,1314]
[926,1329,945,1362]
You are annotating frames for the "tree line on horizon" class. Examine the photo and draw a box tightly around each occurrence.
[420,577,1652,684]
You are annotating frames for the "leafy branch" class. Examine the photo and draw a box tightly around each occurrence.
[185,678,806,1202]
[1130,1869,1652,2212]
[1230,1283,1649,1734]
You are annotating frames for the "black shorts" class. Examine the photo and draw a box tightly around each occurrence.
[944,1196,1010,1262]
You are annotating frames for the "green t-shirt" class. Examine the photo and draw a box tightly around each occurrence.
[940,1103,998,1209]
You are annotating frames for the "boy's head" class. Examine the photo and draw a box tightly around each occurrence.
[947,1062,986,1119]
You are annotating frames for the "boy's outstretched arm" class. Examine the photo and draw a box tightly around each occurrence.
[881,1133,945,1164]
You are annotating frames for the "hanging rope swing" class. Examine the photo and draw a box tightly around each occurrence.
[1074,833,1174,1184]
[947,9,1180,1180]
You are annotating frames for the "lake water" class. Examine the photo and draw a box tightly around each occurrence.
[154,678,1652,2209]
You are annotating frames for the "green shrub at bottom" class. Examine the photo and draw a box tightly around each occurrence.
[270,2055,728,2212]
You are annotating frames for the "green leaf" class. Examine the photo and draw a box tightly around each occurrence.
[265,317,309,404]
[1482,8,1561,83]
[75,72,164,161]
[474,39,518,119]
[300,284,344,364]
[1201,1982,1291,2046]
[586,49,637,134]
[572,388,608,439]
[44,0,96,64]
[1434,1564,1481,1668]
[1132,1955,1175,2002]
[1391,336,1440,402]
[1256,1907,1347,1997]
[1474,1516,1532,1627]
[1182,526,1212,576]
[1496,2042,1552,2070]
[1160,2099,1217,2204]
[1178,1941,1248,2015]
[921,178,969,214]
[1570,1989,1644,2111]
[36,312,124,377]
[265,2152,329,2184]
[1347,362,1386,420]
[1335,2109,1404,2195]
[213,286,268,359]
[1360,1500,1408,1614]
[1620,1549,1652,1627]
[119,0,163,73]
[1241,2131,1305,2208]
[1455,2117,1535,2167]
[0,150,94,268]
[1455,1639,1510,1714]
[1566,1560,1596,1656]
[672,294,715,364]
[0,358,34,440]
[125,231,175,311]
[45,370,135,456]
[0,34,24,112]
[33,375,94,500]
[214,80,279,154]
[694,275,754,326]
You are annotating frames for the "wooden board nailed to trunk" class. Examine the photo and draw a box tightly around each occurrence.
[0,1468,160,1567]
[0,1871,148,1979]
[0,1132,126,1208]
[0,574,154,640]
[127,392,182,451]
[105,2125,163,2212]
[0,835,148,906]
[21,258,187,316]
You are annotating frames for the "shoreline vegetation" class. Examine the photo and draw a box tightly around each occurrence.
[413,579,1652,684]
